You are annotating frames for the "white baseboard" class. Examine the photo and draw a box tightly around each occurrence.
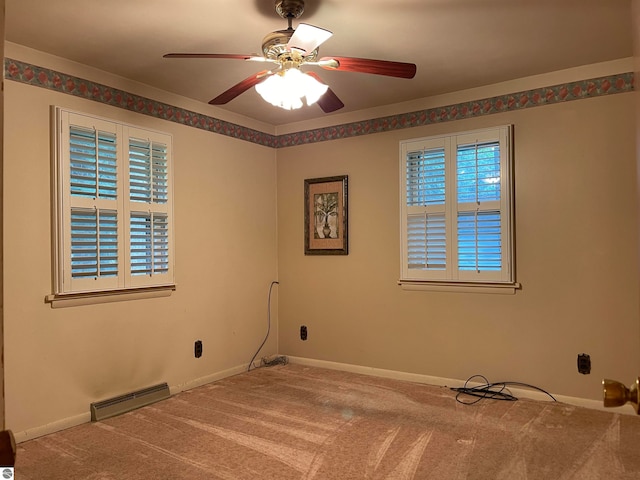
[14,358,633,444]
[169,363,248,395]
[286,356,635,416]
[13,412,91,444]
[13,362,249,444]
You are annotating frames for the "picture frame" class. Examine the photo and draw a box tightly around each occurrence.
[304,175,349,255]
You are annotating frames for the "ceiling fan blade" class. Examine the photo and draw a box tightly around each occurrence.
[316,87,344,113]
[287,23,333,55]
[306,72,344,113]
[163,53,267,61]
[318,56,417,79]
[209,70,274,105]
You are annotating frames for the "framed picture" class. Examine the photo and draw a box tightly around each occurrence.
[304,175,349,255]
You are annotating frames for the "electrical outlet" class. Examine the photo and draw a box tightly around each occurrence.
[194,340,203,358]
[300,325,308,341]
[577,353,590,374]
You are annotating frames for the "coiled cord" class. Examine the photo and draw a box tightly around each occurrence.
[451,374,557,405]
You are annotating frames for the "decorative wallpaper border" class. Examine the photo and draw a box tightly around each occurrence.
[4,58,277,148]
[5,57,634,149]
[278,72,635,147]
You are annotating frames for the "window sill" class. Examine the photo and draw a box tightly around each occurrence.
[45,285,176,308]
[398,280,520,295]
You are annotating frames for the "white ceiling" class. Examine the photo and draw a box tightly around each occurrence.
[5,0,633,126]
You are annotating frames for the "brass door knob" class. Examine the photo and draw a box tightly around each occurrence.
[602,378,640,414]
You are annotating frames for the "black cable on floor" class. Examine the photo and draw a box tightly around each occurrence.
[451,374,557,405]
[247,280,279,372]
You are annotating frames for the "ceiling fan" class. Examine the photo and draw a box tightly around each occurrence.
[163,0,417,113]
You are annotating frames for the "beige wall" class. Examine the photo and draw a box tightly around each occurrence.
[3,48,278,438]
[277,92,639,401]
[634,0,640,357]
[0,0,5,429]
[3,42,639,438]
[635,2,640,324]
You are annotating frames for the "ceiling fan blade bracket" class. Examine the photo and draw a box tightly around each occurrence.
[316,58,340,69]
[318,56,417,79]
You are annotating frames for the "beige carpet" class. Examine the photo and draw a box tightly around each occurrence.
[15,364,640,479]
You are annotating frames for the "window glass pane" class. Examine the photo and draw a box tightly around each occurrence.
[406,148,445,206]
[457,141,501,204]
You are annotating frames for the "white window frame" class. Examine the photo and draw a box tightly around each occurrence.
[399,125,517,291]
[51,107,175,301]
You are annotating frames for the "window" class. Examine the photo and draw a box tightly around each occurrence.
[53,107,174,296]
[399,125,514,286]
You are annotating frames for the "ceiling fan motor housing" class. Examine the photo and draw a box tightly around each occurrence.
[261,29,319,63]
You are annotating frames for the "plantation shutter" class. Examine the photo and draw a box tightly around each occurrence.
[401,140,451,280]
[455,139,503,278]
[61,115,122,292]
[127,130,173,288]
[54,108,174,295]
[400,126,513,284]
[405,146,447,271]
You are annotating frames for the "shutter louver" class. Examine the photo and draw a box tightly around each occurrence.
[130,213,152,275]
[457,211,501,272]
[69,126,117,199]
[406,148,446,206]
[152,214,169,273]
[152,143,169,204]
[130,213,169,276]
[70,208,118,278]
[130,138,169,204]
[457,141,501,203]
[407,213,446,270]
[129,139,152,203]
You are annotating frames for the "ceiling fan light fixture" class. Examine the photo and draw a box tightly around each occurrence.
[255,68,328,110]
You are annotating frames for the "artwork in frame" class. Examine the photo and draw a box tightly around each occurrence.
[304,175,349,255]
